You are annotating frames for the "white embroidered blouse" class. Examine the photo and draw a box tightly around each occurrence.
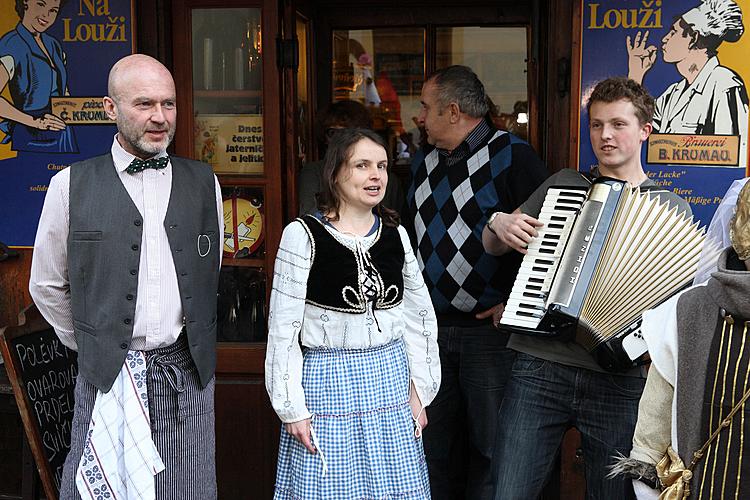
[264,219,441,423]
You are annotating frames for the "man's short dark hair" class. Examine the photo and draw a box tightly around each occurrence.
[427,65,489,118]
[586,77,655,125]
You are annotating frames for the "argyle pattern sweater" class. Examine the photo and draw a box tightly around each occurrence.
[406,127,547,317]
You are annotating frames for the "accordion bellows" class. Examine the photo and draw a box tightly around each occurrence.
[577,184,704,350]
[501,178,706,371]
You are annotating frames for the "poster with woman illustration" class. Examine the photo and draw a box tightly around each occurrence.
[0,0,133,247]
[578,0,750,225]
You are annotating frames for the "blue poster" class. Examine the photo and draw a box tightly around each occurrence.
[0,0,134,247]
[578,0,750,226]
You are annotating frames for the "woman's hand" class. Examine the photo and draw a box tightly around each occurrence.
[409,383,428,434]
[284,418,316,454]
[32,113,66,131]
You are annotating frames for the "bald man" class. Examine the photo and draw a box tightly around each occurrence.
[29,54,223,499]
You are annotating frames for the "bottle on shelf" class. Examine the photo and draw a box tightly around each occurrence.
[242,16,262,90]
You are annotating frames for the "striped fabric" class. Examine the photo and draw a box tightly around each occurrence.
[76,351,164,499]
[60,336,216,500]
[274,339,430,499]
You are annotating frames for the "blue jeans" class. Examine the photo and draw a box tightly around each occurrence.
[491,353,645,500]
[423,325,516,500]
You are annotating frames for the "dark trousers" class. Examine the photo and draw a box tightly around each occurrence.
[491,353,645,500]
[423,324,516,500]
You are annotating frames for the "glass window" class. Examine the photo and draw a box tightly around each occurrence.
[436,27,529,141]
[331,28,425,164]
[296,16,310,164]
[191,8,264,175]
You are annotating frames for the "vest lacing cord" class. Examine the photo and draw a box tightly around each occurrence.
[309,415,328,477]
[147,354,188,424]
[356,240,383,334]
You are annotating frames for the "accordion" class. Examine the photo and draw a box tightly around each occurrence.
[499,178,705,372]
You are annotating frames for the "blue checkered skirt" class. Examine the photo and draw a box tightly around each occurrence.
[274,338,430,499]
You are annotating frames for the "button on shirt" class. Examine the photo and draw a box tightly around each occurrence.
[29,135,224,351]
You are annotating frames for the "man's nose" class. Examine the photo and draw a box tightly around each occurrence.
[151,105,166,123]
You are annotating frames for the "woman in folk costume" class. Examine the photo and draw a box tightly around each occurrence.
[627,0,748,167]
[612,180,750,499]
[265,127,440,499]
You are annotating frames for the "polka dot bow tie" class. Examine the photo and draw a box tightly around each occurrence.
[126,156,169,174]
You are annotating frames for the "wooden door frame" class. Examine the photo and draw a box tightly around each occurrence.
[172,0,283,375]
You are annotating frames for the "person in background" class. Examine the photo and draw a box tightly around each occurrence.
[405,65,548,499]
[266,128,440,499]
[298,99,403,216]
[29,54,223,499]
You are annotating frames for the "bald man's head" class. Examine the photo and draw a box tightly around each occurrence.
[103,54,177,158]
[107,54,174,102]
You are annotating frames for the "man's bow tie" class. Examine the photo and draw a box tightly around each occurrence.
[126,156,169,174]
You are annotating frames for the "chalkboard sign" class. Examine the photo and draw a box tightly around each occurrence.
[0,304,78,500]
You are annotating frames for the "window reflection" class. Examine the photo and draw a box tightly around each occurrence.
[191,8,264,175]
[331,28,425,165]
[436,26,529,141]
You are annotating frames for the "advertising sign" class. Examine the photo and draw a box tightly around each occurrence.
[578,0,750,225]
[0,0,134,247]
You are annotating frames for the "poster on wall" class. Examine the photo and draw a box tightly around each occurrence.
[0,0,134,247]
[194,114,264,175]
[578,0,750,226]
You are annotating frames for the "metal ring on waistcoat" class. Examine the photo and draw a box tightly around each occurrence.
[197,234,211,257]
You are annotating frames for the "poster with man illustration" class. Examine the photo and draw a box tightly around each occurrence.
[0,0,133,247]
[579,0,750,225]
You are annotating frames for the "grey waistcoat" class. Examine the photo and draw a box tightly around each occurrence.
[68,153,220,392]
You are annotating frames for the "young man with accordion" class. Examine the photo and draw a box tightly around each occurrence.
[483,77,699,499]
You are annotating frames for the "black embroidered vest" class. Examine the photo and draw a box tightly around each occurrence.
[298,215,404,313]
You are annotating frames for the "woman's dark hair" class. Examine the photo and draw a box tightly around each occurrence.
[16,0,68,18]
[315,100,373,144]
[317,128,400,228]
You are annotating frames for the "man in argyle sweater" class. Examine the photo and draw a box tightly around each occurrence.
[405,65,548,500]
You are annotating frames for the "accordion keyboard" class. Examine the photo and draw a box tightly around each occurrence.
[502,187,588,330]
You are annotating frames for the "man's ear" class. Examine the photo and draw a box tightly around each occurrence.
[103,96,117,121]
[640,121,653,142]
[448,102,461,124]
